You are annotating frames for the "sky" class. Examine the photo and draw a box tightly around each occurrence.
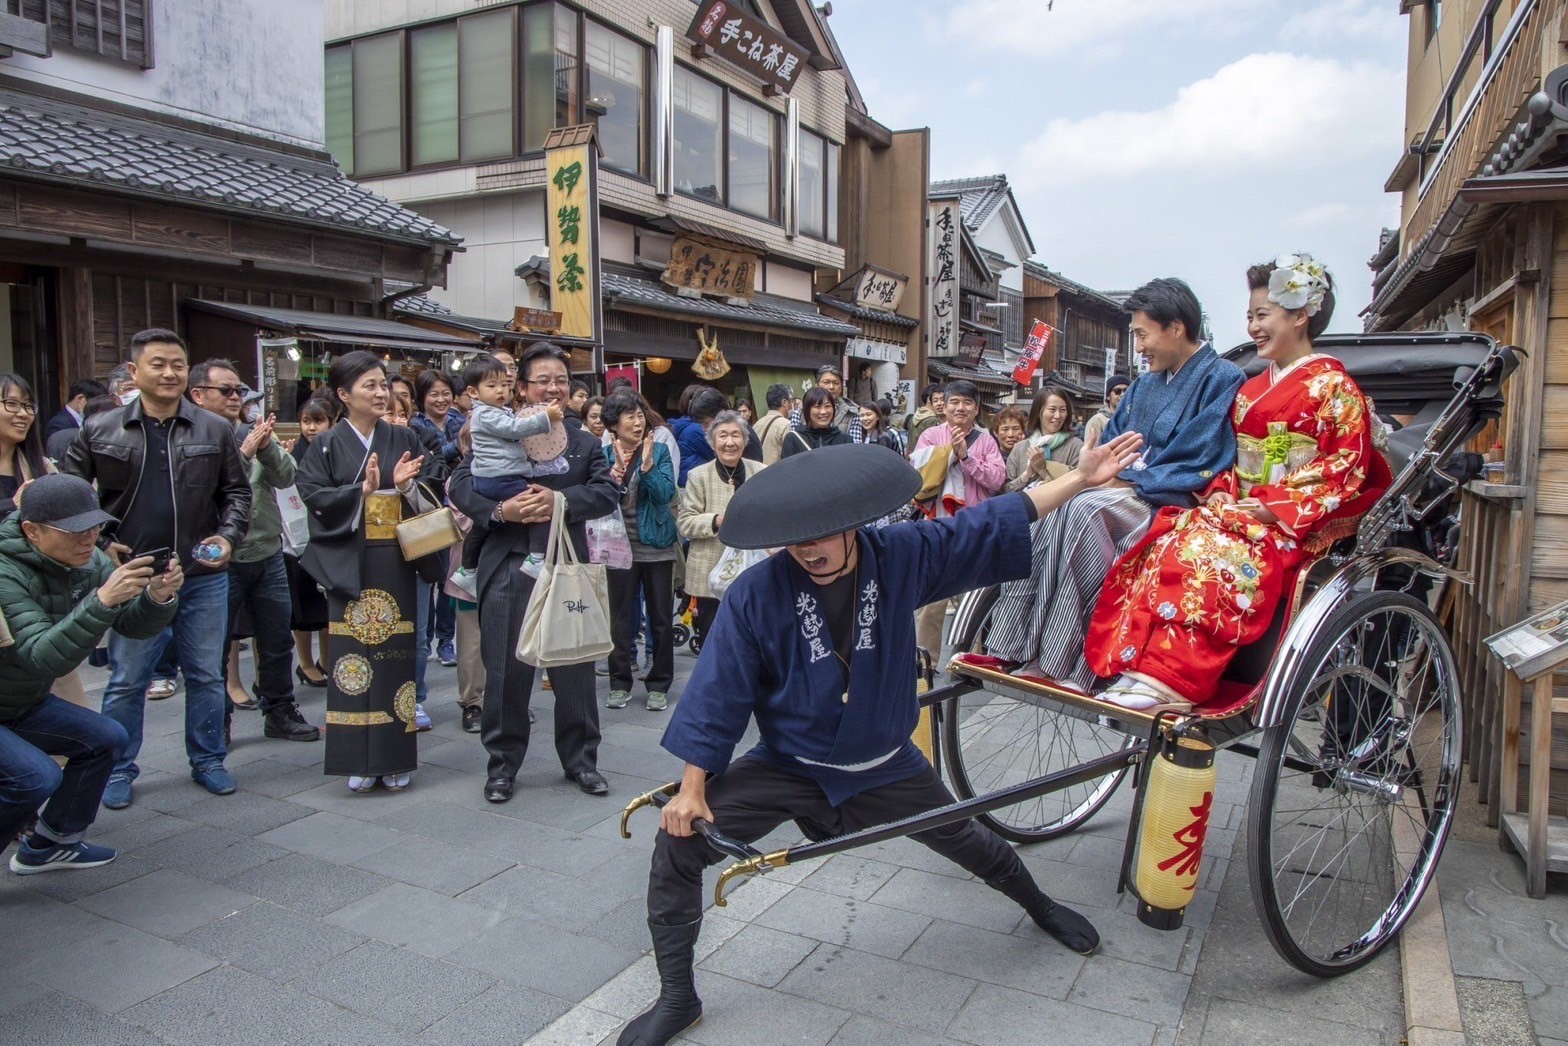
[823,0,1411,349]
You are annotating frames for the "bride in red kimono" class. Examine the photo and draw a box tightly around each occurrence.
[1086,253,1391,709]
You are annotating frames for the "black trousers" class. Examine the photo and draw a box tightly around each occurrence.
[224,553,298,715]
[608,559,675,693]
[693,597,720,649]
[647,756,1024,926]
[478,549,601,780]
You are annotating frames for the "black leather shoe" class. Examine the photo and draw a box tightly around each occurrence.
[484,776,514,803]
[568,769,609,796]
[461,705,482,734]
[263,703,321,742]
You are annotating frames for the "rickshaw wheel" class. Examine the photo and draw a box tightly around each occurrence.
[941,587,1134,843]
[1248,590,1460,977]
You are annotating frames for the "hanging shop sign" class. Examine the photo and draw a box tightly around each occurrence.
[958,334,987,368]
[686,0,809,95]
[853,266,908,314]
[846,336,907,366]
[512,307,563,333]
[1013,320,1052,386]
[544,126,602,342]
[927,199,959,358]
[662,235,759,299]
[1103,346,1119,390]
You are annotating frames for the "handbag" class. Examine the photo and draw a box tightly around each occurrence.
[708,544,769,599]
[395,482,462,585]
[274,484,311,556]
[586,512,633,570]
[516,491,614,668]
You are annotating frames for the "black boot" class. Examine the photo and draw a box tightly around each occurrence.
[989,869,1100,955]
[618,919,703,1045]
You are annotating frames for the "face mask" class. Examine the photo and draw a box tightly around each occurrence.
[120,389,140,404]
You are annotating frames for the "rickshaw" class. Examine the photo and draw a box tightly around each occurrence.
[623,331,1518,978]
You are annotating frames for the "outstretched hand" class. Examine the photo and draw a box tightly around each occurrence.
[1078,431,1144,486]
[391,450,424,490]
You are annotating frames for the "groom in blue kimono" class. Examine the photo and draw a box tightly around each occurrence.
[986,277,1246,689]
[618,434,1147,1046]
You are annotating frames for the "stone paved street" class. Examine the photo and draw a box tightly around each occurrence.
[4,635,1563,1044]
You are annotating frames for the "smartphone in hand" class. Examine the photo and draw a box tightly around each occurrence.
[137,547,173,574]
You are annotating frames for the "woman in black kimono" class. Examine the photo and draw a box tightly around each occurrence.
[295,351,446,792]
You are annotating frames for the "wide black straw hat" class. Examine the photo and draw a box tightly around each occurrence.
[718,443,921,550]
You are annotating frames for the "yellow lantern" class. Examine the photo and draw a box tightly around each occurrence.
[645,357,672,374]
[1134,730,1217,930]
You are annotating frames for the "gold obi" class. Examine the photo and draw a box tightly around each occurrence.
[364,491,404,541]
[1235,422,1318,495]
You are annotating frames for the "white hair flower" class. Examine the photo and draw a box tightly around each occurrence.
[1267,251,1331,316]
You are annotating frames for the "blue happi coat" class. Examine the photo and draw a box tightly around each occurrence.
[662,494,1032,804]
[1103,344,1245,508]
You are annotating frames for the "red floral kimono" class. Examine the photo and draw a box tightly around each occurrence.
[1085,355,1391,703]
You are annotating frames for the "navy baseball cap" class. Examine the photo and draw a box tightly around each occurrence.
[18,474,117,533]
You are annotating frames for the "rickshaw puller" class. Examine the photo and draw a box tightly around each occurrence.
[621,435,1145,1046]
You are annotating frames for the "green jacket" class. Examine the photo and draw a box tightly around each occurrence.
[235,435,297,563]
[0,514,177,721]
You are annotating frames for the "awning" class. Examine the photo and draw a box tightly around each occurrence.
[186,300,483,353]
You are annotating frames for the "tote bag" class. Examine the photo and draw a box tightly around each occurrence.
[708,545,769,599]
[516,492,614,668]
[274,485,312,556]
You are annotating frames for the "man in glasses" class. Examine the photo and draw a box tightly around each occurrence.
[190,360,319,745]
[0,474,182,872]
[62,329,252,809]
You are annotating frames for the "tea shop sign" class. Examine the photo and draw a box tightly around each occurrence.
[686,0,809,95]
[661,235,759,299]
[544,129,602,342]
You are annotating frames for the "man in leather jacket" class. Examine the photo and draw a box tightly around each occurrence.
[61,328,251,809]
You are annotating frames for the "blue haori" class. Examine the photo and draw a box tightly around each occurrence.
[662,494,1033,805]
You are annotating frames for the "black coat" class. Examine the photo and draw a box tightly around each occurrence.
[293,419,448,599]
[447,425,619,601]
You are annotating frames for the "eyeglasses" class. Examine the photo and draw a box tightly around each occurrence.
[1,399,38,416]
[40,522,101,539]
[526,377,570,389]
[194,385,246,398]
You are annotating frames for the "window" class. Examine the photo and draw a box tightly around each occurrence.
[584,21,645,175]
[673,67,722,203]
[798,130,825,238]
[1425,0,1441,46]
[523,2,577,152]
[352,32,404,177]
[324,46,353,171]
[8,0,153,68]
[410,24,459,166]
[728,93,775,220]
[825,141,839,243]
[457,9,515,162]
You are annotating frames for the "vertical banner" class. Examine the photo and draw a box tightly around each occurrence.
[1013,320,1051,386]
[1103,346,1119,392]
[544,127,602,344]
[927,199,959,359]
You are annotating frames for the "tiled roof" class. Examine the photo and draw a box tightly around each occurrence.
[394,294,455,316]
[1023,261,1127,314]
[930,174,1012,230]
[815,294,919,329]
[515,257,859,337]
[928,359,1016,389]
[0,91,461,249]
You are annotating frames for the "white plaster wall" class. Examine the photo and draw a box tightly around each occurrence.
[416,190,548,318]
[6,0,327,146]
[764,262,812,301]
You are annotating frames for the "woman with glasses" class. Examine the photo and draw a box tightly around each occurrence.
[0,373,50,523]
[1004,386,1083,493]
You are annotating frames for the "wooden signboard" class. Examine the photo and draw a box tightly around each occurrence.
[662,235,758,299]
[686,0,808,94]
[928,199,959,358]
[854,266,908,313]
[544,127,602,343]
[512,307,562,333]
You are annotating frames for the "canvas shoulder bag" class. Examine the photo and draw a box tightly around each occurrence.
[516,491,614,668]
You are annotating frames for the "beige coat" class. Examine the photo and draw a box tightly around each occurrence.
[676,458,765,598]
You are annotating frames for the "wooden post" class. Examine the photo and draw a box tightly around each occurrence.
[1527,674,1554,898]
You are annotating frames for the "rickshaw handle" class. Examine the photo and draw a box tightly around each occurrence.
[618,782,767,864]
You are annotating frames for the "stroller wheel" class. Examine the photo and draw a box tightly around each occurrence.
[672,624,691,648]
[689,633,703,656]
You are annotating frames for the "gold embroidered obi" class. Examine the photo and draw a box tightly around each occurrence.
[1235,421,1318,495]
[363,491,405,541]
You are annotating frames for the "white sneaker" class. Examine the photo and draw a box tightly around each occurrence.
[520,554,545,579]
[449,567,478,600]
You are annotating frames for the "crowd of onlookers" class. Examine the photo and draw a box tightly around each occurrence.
[0,323,1128,872]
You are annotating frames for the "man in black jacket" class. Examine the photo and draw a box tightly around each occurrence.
[43,378,108,443]
[61,328,252,809]
[447,344,620,802]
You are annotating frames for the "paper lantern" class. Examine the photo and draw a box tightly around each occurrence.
[646,357,672,374]
[1134,731,1217,930]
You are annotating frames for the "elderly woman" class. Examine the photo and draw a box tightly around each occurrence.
[781,387,852,457]
[602,390,680,712]
[991,406,1028,462]
[677,410,765,648]
[1004,386,1083,493]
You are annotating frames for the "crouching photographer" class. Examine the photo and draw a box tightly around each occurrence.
[0,474,181,873]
